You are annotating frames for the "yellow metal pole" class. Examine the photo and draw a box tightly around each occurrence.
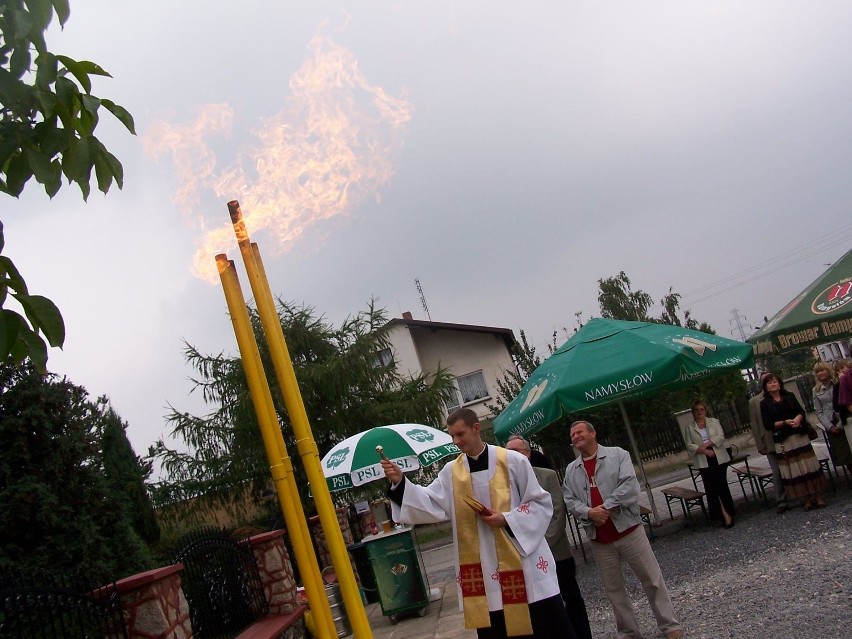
[248,245,340,635]
[216,255,337,639]
[227,200,373,639]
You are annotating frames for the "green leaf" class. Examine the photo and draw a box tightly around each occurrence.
[52,0,71,28]
[56,54,92,93]
[5,153,33,197]
[8,5,34,42]
[0,309,24,362]
[35,85,58,115]
[10,42,32,79]
[101,146,124,189]
[55,75,79,112]
[76,59,111,78]
[44,160,62,197]
[79,101,99,136]
[16,293,65,348]
[62,135,90,183]
[101,99,136,135]
[0,128,23,174]
[24,0,55,34]
[0,67,32,106]
[81,93,101,115]
[34,122,65,157]
[35,51,58,89]
[18,324,49,372]
[94,148,114,194]
[24,143,55,184]
[0,255,30,295]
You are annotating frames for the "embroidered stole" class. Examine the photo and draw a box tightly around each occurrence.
[452,447,533,637]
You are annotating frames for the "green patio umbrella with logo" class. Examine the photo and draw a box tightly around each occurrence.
[321,423,459,492]
[747,248,852,355]
[492,318,754,520]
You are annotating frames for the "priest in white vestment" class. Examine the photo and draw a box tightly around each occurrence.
[382,408,577,639]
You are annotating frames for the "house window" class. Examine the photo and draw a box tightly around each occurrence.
[445,388,460,411]
[445,371,490,411]
[457,371,489,404]
[375,347,394,368]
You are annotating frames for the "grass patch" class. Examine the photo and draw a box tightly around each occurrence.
[414,521,452,546]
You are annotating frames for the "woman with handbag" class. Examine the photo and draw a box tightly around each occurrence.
[680,400,735,528]
[813,362,852,475]
[760,373,827,511]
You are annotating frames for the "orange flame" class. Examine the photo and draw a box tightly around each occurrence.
[143,104,234,226]
[144,29,413,283]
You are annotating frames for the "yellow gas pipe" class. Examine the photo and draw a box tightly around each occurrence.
[216,255,338,639]
[227,200,373,638]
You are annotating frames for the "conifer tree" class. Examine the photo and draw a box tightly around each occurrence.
[101,404,160,544]
[0,362,152,580]
[151,300,454,519]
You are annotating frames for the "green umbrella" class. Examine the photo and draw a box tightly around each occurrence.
[321,424,459,492]
[492,318,754,520]
[747,248,852,354]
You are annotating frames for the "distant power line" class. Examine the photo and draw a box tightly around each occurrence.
[682,224,852,306]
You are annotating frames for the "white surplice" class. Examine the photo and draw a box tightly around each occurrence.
[390,445,560,611]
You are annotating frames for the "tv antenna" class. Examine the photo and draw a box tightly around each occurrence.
[415,279,432,321]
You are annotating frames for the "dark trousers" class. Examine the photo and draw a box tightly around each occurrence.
[476,594,578,639]
[700,456,736,523]
[555,557,592,639]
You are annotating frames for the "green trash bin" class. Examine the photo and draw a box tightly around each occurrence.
[363,526,429,623]
[348,541,379,604]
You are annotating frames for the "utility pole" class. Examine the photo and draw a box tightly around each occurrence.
[730,308,757,383]
[729,308,750,342]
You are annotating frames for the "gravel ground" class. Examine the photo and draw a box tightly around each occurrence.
[572,490,851,638]
[425,485,851,638]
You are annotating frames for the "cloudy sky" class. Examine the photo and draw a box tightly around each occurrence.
[5,1,852,457]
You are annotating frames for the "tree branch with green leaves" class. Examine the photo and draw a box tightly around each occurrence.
[1,0,134,369]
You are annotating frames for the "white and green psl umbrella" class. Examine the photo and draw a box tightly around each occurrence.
[321,423,459,492]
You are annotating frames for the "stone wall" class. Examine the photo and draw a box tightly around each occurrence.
[112,530,301,638]
[308,507,352,570]
[246,530,298,616]
[114,565,192,639]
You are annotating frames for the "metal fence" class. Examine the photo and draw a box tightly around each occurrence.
[170,527,268,639]
[590,398,753,465]
[534,396,757,474]
[0,570,127,639]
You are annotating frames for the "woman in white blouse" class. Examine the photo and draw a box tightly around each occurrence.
[680,400,735,528]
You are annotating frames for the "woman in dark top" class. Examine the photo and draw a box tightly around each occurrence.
[760,373,827,510]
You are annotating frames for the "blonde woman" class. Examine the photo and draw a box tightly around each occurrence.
[681,400,735,528]
[813,362,852,474]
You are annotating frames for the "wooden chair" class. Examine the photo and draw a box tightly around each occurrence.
[660,486,709,527]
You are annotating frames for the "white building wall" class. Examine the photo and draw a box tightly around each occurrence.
[405,327,515,422]
[384,324,422,376]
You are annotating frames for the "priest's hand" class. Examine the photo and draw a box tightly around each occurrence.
[588,505,610,526]
[381,459,403,484]
[479,510,507,528]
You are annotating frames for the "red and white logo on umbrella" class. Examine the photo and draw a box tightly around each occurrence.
[811,279,852,314]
